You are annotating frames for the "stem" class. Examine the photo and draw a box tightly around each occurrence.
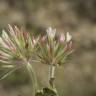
[49,65,60,96]
[26,62,37,96]
[49,64,56,88]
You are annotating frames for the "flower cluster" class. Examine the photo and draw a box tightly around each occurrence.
[37,27,73,66]
[0,25,74,96]
[0,25,39,66]
[0,25,39,96]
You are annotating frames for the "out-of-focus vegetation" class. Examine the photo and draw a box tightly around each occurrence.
[0,0,96,96]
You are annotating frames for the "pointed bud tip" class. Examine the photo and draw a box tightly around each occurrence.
[66,32,72,42]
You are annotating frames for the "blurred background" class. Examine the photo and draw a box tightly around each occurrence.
[0,0,96,96]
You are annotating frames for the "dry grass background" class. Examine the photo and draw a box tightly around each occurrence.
[0,0,96,96]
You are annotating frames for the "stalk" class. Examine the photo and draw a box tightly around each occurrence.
[26,61,37,96]
[49,64,59,96]
[49,64,56,88]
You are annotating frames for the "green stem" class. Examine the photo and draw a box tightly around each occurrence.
[26,62,37,96]
[49,65,59,96]
[49,64,56,88]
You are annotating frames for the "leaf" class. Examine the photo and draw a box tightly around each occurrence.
[35,87,58,96]
[35,91,44,96]
[43,87,57,96]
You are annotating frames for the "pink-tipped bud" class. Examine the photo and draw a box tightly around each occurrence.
[59,33,65,43]
[32,36,40,45]
[32,37,35,44]
[40,36,46,43]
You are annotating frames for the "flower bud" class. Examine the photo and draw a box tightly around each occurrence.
[40,36,46,43]
[46,27,56,39]
[66,32,72,42]
[59,33,65,43]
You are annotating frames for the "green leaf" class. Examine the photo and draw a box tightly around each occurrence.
[43,87,57,96]
[35,87,58,96]
[35,91,44,96]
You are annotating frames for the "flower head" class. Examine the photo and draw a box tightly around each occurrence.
[37,27,73,66]
[0,25,38,65]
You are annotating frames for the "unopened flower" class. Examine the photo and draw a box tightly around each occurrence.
[40,36,46,43]
[66,32,72,42]
[46,27,56,39]
[59,33,65,43]
[32,36,40,45]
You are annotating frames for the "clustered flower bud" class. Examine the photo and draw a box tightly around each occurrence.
[0,25,39,64]
[37,27,73,66]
